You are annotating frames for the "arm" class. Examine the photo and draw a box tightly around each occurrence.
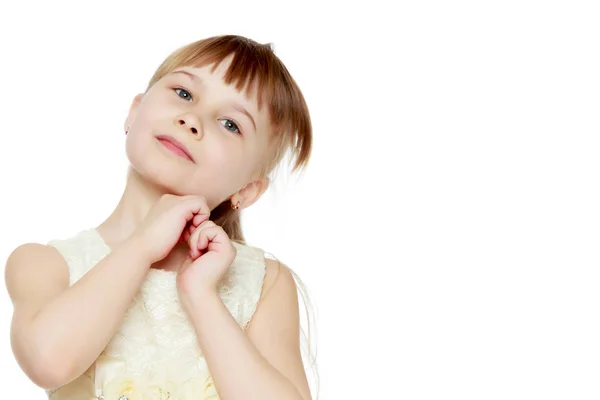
[187,259,312,400]
[4,238,151,390]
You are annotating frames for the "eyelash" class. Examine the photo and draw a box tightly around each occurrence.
[172,87,242,135]
[174,87,193,102]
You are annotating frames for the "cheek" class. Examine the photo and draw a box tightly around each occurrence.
[134,105,163,129]
[124,133,154,170]
[196,143,249,185]
[133,94,177,127]
[204,145,242,177]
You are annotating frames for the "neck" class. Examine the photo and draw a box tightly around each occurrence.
[96,166,167,247]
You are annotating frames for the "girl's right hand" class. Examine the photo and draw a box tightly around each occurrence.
[130,194,211,264]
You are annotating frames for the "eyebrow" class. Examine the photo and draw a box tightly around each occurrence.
[230,103,257,132]
[170,70,257,132]
[170,70,204,86]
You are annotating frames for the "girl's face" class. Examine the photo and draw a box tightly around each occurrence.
[124,55,271,210]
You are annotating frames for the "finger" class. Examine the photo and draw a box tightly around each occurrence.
[188,226,201,259]
[186,223,195,238]
[198,225,227,253]
[188,220,216,258]
[182,195,211,225]
[192,212,209,227]
[182,220,195,243]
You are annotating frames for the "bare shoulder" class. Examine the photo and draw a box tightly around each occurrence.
[247,257,312,399]
[259,257,298,302]
[5,242,69,304]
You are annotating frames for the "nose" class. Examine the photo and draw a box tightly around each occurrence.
[176,115,203,138]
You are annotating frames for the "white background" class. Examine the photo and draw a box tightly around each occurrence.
[0,0,599,399]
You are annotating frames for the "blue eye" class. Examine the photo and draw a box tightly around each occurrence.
[174,88,193,101]
[219,119,241,134]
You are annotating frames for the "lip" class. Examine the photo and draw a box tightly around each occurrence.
[155,135,195,162]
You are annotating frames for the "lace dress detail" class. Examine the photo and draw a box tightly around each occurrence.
[45,228,267,400]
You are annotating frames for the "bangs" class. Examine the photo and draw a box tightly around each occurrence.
[146,35,312,174]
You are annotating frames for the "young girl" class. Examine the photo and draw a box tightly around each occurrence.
[5,35,314,400]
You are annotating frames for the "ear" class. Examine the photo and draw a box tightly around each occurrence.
[231,177,270,209]
[123,93,144,132]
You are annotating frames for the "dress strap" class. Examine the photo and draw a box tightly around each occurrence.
[47,229,112,286]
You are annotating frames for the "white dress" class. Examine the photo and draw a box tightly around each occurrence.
[45,228,267,400]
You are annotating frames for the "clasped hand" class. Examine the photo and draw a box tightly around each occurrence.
[131,194,237,303]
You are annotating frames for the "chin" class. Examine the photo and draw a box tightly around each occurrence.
[127,154,185,194]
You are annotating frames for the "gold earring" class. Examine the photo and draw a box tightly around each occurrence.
[232,201,240,210]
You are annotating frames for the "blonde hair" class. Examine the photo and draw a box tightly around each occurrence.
[145,35,319,397]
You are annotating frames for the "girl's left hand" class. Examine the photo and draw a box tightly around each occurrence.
[177,220,237,301]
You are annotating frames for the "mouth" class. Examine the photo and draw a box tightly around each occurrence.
[155,135,195,162]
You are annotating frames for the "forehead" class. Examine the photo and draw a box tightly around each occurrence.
[170,56,260,107]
